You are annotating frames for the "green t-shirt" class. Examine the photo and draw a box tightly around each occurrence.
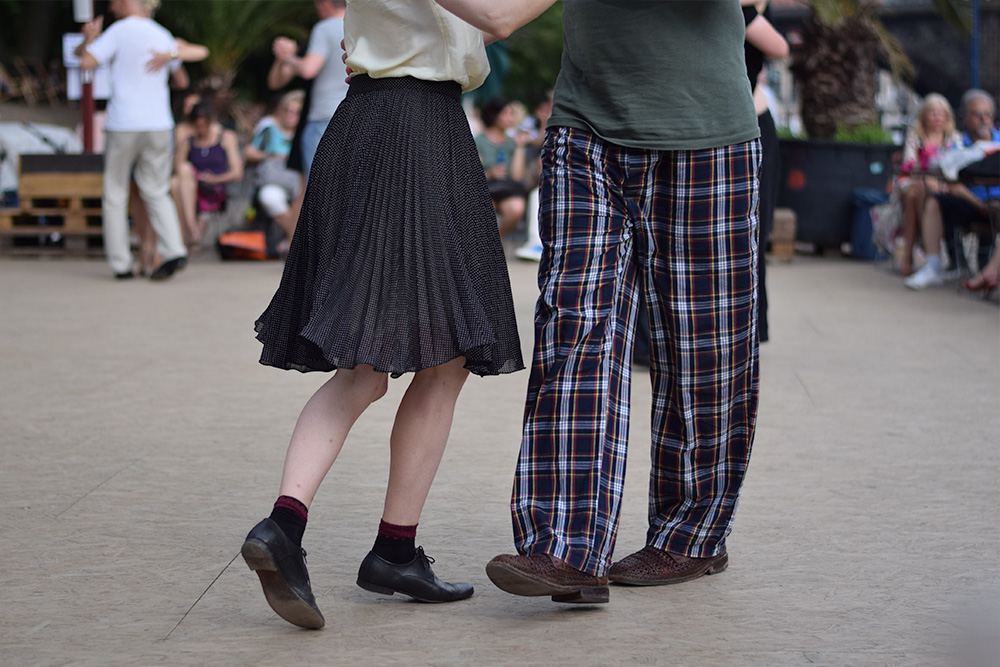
[549,0,759,151]
[474,132,517,177]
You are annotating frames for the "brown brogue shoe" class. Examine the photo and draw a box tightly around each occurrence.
[608,546,728,586]
[485,553,609,603]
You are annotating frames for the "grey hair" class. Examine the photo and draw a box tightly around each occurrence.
[959,89,995,123]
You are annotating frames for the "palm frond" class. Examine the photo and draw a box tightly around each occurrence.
[157,0,313,76]
[869,19,915,82]
[931,0,971,32]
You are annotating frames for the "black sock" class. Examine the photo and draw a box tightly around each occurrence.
[372,519,417,564]
[269,495,308,547]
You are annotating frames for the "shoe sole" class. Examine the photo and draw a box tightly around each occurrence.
[149,267,179,281]
[608,554,729,586]
[241,538,325,629]
[149,258,186,281]
[485,561,609,604]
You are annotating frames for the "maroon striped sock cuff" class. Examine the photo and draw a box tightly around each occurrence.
[274,495,308,521]
[378,519,417,539]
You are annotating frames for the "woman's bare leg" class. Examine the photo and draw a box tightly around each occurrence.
[497,196,526,238]
[278,365,388,507]
[128,181,159,274]
[172,163,199,246]
[901,180,927,276]
[382,356,470,525]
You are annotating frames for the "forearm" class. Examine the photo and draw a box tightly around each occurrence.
[76,17,103,69]
[268,59,298,90]
[746,16,788,60]
[202,165,243,184]
[435,0,557,39]
[901,134,919,166]
[244,144,268,164]
[79,52,99,72]
[950,184,989,212]
[482,30,503,46]
[212,167,244,184]
[509,146,527,182]
[75,39,98,71]
[175,39,209,63]
[170,66,190,90]
[217,136,244,183]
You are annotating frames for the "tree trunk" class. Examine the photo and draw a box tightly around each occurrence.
[791,15,883,139]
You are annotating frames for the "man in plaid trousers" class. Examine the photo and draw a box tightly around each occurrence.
[483,1,763,603]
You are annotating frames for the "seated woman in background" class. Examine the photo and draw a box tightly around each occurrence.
[897,93,962,276]
[474,96,529,238]
[244,90,305,247]
[172,101,243,248]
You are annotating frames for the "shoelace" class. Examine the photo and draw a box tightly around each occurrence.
[415,546,435,565]
[299,548,314,585]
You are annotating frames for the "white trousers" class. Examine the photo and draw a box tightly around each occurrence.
[257,183,290,218]
[102,130,186,274]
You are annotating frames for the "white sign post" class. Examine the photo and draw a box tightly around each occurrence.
[71,0,96,153]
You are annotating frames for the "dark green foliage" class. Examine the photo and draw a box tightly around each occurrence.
[155,0,314,92]
[503,2,563,106]
[832,123,895,144]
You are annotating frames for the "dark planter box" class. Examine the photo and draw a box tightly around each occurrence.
[777,139,897,248]
[20,153,104,173]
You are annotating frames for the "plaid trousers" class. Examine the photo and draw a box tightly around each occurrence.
[512,127,761,576]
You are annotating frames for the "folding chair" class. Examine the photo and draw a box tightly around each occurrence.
[14,57,61,107]
[0,62,24,103]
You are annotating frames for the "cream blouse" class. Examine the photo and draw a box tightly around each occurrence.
[344,0,489,93]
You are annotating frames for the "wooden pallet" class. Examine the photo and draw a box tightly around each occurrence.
[0,204,104,255]
[768,207,797,263]
[0,154,104,255]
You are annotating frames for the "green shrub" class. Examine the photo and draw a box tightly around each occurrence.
[831,124,895,144]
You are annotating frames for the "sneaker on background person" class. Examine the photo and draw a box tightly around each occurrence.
[904,254,960,290]
[514,187,542,262]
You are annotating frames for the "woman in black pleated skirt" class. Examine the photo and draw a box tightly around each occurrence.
[241,6,525,629]
[256,75,522,376]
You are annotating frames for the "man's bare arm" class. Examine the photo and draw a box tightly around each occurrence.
[147,39,210,73]
[434,0,557,40]
[75,16,103,71]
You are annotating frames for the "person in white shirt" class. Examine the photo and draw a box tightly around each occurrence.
[76,0,207,280]
[241,0,550,630]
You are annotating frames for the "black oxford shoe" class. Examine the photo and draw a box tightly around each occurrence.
[149,256,187,281]
[241,518,325,629]
[357,547,474,603]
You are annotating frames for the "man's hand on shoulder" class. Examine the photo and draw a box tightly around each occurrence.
[74,16,104,66]
[146,50,175,73]
[82,16,104,43]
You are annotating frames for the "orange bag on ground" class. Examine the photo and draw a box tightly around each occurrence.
[216,230,278,261]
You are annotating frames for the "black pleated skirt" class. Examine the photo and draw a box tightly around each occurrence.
[255,75,523,377]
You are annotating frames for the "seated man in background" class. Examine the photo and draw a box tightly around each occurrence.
[905,89,1000,290]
